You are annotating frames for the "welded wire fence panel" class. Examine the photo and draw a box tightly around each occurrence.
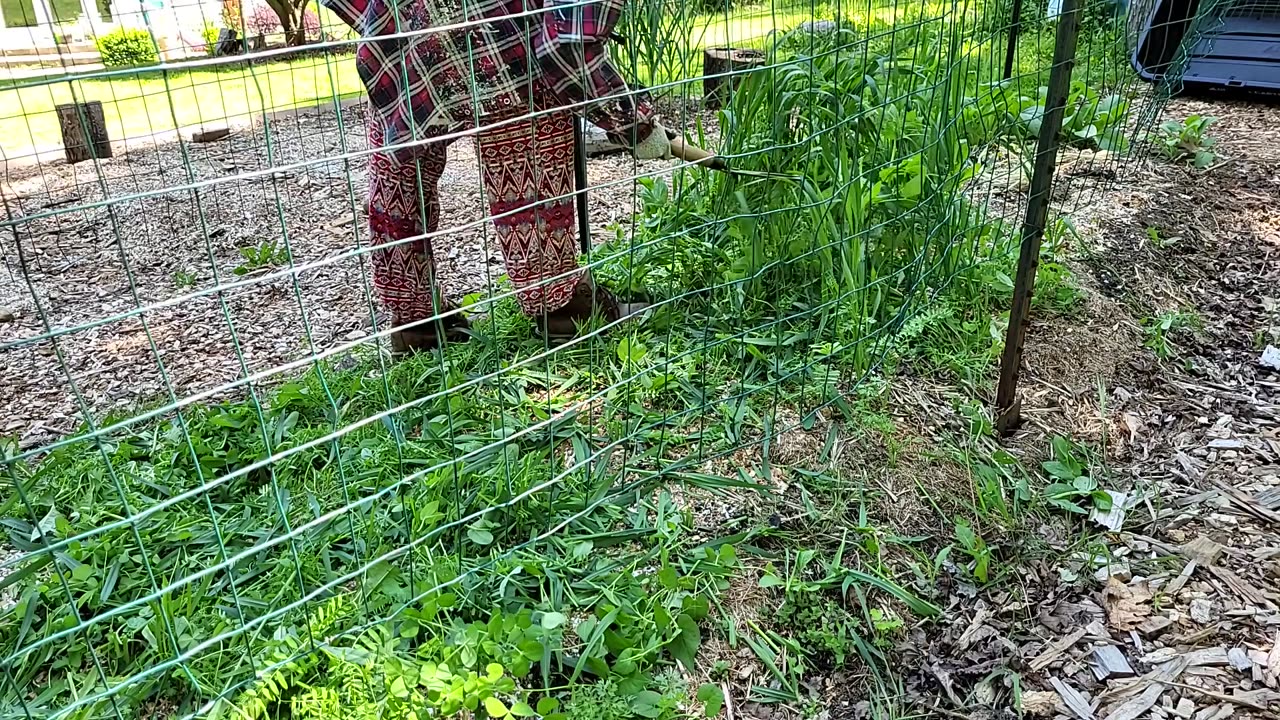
[1,0,1162,718]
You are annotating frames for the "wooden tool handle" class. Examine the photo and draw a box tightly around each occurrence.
[667,135,728,172]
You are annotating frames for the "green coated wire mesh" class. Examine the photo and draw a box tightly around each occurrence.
[1,0,1170,718]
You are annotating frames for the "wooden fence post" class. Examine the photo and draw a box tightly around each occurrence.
[994,0,1082,435]
[56,101,112,164]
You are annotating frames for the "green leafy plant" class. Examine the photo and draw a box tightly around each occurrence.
[564,679,635,720]
[756,543,939,679]
[1145,225,1180,249]
[201,22,222,56]
[1156,115,1218,168]
[95,27,159,68]
[1041,436,1113,515]
[965,448,1034,526]
[1142,309,1202,359]
[173,269,197,288]
[867,608,905,648]
[2,9,1143,720]
[1009,82,1129,150]
[234,238,291,274]
[695,683,725,717]
[953,520,993,584]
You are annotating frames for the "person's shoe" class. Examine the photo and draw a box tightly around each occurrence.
[537,280,649,341]
[389,309,471,355]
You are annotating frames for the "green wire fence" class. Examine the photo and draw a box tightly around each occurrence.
[0,0,1177,717]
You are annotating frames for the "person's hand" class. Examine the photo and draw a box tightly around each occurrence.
[632,123,671,160]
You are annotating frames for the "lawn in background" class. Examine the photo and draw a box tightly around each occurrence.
[0,6,809,158]
[0,56,365,159]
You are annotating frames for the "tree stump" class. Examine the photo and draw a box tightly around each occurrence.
[56,101,112,164]
[702,47,765,109]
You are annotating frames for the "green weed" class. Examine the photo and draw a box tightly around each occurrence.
[951,520,994,584]
[1041,435,1113,516]
[173,269,198,288]
[1155,115,1219,169]
[1144,225,1182,249]
[1143,309,1202,359]
[234,238,291,275]
[1,5,1137,718]
[1006,82,1130,151]
[564,679,638,720]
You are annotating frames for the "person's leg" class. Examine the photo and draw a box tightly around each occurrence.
[474,108,583,318]
[366,123,467,352]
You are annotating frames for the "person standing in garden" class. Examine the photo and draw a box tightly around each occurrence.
[319,0,673,353]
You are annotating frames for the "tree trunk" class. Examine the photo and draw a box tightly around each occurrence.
[281,12,302,46]
[282,1,309,46]
[702,47,765,109]
[56,101,112,164]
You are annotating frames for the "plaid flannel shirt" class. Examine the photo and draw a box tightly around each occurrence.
[320,0,657,161]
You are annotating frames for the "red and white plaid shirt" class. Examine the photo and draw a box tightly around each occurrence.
[320,0,657,160]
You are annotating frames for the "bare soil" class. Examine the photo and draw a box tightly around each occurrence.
[884,97,1279,720]
[0,102,676,449]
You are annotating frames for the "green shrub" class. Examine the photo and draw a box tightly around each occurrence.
[201,21,222,56]
[95,27,158,68]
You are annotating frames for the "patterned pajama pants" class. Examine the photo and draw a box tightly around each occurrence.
[366,107,582,324]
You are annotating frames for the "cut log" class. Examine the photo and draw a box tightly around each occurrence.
[56,101,112,164]
[191,127,232,143]
[702,47,765,109]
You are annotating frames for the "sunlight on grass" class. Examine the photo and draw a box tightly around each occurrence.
[1,56,365,158]
[699,7,812,46]
[0,6,823,158]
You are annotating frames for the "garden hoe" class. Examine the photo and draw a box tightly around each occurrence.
[665,130,802,181]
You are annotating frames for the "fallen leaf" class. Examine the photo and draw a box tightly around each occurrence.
[1102,577,1152,632]
[1030,628,1088,672]
[1021,690,1060,717]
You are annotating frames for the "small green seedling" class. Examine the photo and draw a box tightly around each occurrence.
[1041,436,1112,515]
[1142,310,1201,359]
[1144,226,1181,249]
[173,270,197,288]
[953,520,993,584]
[234,239,290,275]
[1155,115,1219,168]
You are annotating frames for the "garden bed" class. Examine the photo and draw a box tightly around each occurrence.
[4,5,1278,720]
[0,101,680,449]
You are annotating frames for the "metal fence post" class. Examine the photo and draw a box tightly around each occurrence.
[995,0,1082,435]
[1003,0,1025,79]
[574,118,591,255]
